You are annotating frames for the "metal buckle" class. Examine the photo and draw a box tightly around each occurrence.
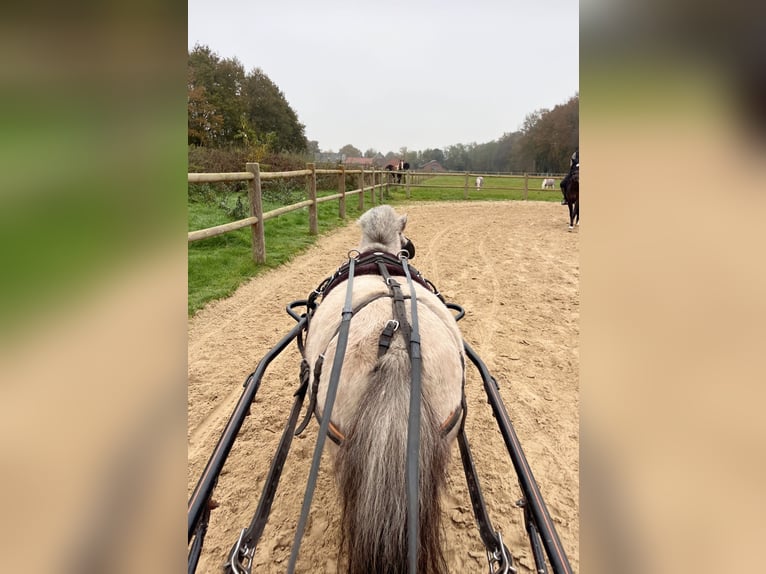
[486,531,516,574]
[386,319,399,332]
[226,528,254,574]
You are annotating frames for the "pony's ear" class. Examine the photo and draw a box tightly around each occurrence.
[399,214,407,232]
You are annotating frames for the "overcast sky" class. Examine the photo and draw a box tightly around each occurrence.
[188,0,579,154]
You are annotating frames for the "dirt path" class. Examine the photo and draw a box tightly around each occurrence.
[188,201,579,573]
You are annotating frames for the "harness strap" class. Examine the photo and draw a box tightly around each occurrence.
[287,256,358,574]
[296,292,397,440]
[377,260,412,355]
[318,251,432,300]
[400,253,423,574]
[294,355,323,437]
[322,405,463,447]
[377,320,399,358]
[456,404,515,574]
[307,260,462,449]
[439,405,463,436]
[224,359,311,574]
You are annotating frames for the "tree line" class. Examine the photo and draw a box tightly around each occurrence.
[188,45,577,174]
[334,95,578,174]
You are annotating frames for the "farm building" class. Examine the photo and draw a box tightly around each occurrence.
[343,157,375,168]
[419,159,446,172]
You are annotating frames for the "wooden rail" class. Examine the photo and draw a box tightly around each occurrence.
[188,164,566,264]
[188,162,386,263]
[388,170,567,200]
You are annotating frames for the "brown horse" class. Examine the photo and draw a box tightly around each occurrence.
[303,205,465,573]
[564,167,579,231]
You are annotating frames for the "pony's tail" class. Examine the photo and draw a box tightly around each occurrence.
[335,348,449,574]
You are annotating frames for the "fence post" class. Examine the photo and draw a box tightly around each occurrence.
[464,172,469,199]
[372,167,379,204]
[367,169,374,205]
[246,162,266,264]
[307,162,318,235]
[358,170,365,210]
[523,173,528,201]
[338,165,346,219]
[405,171,410,199]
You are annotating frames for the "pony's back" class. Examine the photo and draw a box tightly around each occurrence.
[304,271,464,574]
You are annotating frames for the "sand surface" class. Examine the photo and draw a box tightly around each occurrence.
[188,201,579,573]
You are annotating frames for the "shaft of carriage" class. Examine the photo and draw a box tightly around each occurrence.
[464,341,573,574]
[188,305,573,574]
[187,318,307,546]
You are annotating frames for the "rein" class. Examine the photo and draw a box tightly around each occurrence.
[300,249,436,574]
[286,254,358,574]
[299,251,460,446]
[399,252,423,574]
[225,250,531,574]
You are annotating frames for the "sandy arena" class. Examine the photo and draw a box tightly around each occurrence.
[188,201,579,573]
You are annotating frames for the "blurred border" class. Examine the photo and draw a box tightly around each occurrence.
[581,1,766,572]
[4,1,766,572]
[0,3,187,572]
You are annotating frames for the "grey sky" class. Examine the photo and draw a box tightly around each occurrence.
[188,0,579,154]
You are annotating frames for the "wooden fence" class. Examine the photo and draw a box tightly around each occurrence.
[188,164,565,263]
[394,171,566,200]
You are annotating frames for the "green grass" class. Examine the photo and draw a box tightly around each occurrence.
[188,176,563,316]
[188,190,367,315]
[384,175,563,203]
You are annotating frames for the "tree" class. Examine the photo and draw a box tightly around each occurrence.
[188,45,308,153]
[188,44,248,147]
[513,95,579,172]
[187,68,223,146]
[307,140,321,154]
[364,148,378,158]
[242,68,307,152]
[420,148,446,164]
[340,144,362,157]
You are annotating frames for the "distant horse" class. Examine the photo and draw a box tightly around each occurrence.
[542,178,555,189]
[563,167,579,230]
[476,176,484,190]
[394,160,410,183]
[303,205,464,573]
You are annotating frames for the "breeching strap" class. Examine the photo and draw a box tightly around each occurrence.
[286,256,358,574]
[400,252,422,574]
[224,360,311,574]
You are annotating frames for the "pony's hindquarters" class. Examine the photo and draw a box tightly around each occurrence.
[304,277,463,572]
[335,347,450,574]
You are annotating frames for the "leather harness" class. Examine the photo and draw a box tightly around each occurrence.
[296,250,464,446]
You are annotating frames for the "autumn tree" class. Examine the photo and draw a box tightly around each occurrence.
[187,67,223,146]
[188,45,307,153]
[188,45,248,147]
[513,95,579,173]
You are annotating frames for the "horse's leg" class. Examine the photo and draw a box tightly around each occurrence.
[568,201,574,230]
